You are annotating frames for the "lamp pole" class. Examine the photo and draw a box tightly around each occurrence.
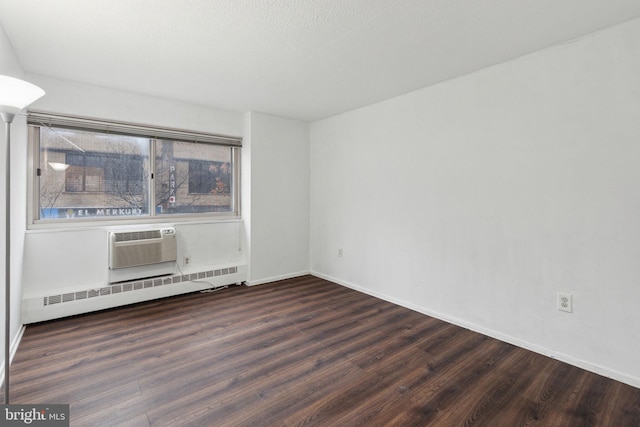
[1,112,14,404]
[0,75,45,404]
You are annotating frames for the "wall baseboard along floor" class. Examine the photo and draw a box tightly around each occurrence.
[310,271,640,390]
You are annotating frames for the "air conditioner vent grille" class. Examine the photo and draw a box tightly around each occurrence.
[109,227,176,273]
[114,230,162,242]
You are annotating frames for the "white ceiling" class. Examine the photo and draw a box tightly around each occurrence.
[1,0,640,122]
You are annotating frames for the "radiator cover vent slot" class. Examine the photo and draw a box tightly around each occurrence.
[43,266,239,306]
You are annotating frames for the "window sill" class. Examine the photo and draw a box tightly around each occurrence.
[26,215,243,234]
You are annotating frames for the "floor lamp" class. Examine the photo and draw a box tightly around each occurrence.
[0,75,45,404]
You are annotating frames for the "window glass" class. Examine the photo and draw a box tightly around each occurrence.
[155,140,234,214]
[38,126,149,219]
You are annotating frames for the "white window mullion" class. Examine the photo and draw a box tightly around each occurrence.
[149,139,157,217]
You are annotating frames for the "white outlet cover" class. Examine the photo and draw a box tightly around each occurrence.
[557,292,573,313]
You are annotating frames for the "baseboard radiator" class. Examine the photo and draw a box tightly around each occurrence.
[22,264,247,324]
[108,227,177,283]
[44,266,240,306]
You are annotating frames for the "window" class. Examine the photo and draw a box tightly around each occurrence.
[29,112,241,224]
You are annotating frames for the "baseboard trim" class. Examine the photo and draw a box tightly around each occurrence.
[247,270,310,286]
[0,324,26,386]
[310,270,640,390]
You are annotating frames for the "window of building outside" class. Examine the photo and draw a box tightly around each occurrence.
[29,115,240,224]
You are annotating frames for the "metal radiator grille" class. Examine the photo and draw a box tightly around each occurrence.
[43,266,239,306]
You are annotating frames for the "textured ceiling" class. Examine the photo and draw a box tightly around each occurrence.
[1,0,640,122]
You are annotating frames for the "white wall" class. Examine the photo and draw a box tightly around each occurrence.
[310,18,640,388]
[27,74,243,137]
[245,112,310,284]
[0,22,23,77]
[0,21,29,377]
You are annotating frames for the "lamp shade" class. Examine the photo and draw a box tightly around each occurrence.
[0,75,45,115]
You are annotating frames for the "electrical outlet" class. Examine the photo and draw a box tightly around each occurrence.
[338,248,343,257]
[183,256,191,266]
[557,292,572,313]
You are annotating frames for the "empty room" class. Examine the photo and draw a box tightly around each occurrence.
[1,1,640,425]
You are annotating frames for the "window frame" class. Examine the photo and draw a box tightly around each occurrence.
[27,112,242,229]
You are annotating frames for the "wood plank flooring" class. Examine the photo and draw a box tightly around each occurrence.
[5,275,640,426]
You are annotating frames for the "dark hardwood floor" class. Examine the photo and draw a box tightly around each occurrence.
[5,275,640,426]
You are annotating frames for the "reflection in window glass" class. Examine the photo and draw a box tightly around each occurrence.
[38,127,149,220]
[155,140,234,214]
